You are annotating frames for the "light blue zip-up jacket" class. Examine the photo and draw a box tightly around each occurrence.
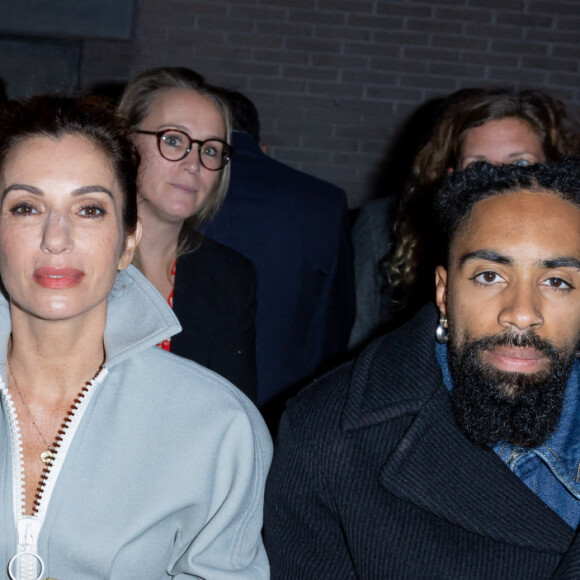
[0,265,272,579]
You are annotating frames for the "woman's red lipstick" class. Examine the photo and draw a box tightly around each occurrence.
[33,267,85,289]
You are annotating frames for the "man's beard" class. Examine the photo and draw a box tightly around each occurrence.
[447,328,577,448]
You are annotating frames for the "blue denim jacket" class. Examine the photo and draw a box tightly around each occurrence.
[436,341,580,528]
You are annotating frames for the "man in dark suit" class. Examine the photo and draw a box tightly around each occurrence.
[204,90,354,419]
[265,159,580,578]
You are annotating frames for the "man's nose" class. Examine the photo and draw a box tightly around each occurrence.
[498,281,543,332]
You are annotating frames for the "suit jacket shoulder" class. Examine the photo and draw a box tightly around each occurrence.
[204,134,355,409]
[231,132,346,199]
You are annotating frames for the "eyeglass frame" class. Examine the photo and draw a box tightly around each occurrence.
[134,129,235,171]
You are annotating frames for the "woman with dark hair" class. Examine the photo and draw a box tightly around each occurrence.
[118,67,258,401]
[0,95,271,579]
[350,87,580,348]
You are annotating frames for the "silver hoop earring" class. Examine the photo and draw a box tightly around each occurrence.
[435,315,448,344]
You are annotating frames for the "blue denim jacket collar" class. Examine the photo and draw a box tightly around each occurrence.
[436,341,580,526]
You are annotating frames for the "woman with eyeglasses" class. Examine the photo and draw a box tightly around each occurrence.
[118,67,257,402]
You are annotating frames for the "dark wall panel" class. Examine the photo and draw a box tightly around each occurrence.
[0,38,81,98]
[0,0,134,40]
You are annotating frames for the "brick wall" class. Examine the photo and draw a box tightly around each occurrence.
[80,0,580,207]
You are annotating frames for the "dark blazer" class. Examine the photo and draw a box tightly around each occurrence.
[264,305,580,578]
[204,132,355,410]
[170,235,257,402]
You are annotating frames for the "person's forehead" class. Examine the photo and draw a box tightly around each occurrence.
[450,189,580,265]
[145,88,226,138]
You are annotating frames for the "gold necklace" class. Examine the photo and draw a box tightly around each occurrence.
[8,361,57,465]
[6,344,104,466]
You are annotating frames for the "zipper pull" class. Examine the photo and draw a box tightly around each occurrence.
[9,519,46,580]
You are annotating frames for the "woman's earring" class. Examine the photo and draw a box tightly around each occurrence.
[435,315,448,344]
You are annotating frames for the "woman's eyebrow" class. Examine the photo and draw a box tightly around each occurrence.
[72,185,114,199]
[1,184,114,201]
[2,183,43,200]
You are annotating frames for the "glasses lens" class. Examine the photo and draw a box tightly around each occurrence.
[199,140,230,170]
[159,130,190,161]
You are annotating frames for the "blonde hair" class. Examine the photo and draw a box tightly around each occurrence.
[118,67,232,252]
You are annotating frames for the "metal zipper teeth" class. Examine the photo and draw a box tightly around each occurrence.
[33,368,108,520]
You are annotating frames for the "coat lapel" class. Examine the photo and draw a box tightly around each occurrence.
[342,305,575,554]
[379,387,574,551]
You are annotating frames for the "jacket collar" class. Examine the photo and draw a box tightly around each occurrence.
[0,265,181,368]
[341,304,442,431]
[341,304,574,551]
[231,131,263,156]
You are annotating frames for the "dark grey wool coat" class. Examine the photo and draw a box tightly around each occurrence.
[264,305,580,579]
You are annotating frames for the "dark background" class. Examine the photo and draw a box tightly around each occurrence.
[1,0,579,207]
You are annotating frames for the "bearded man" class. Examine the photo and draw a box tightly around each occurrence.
[264,159,580,579]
